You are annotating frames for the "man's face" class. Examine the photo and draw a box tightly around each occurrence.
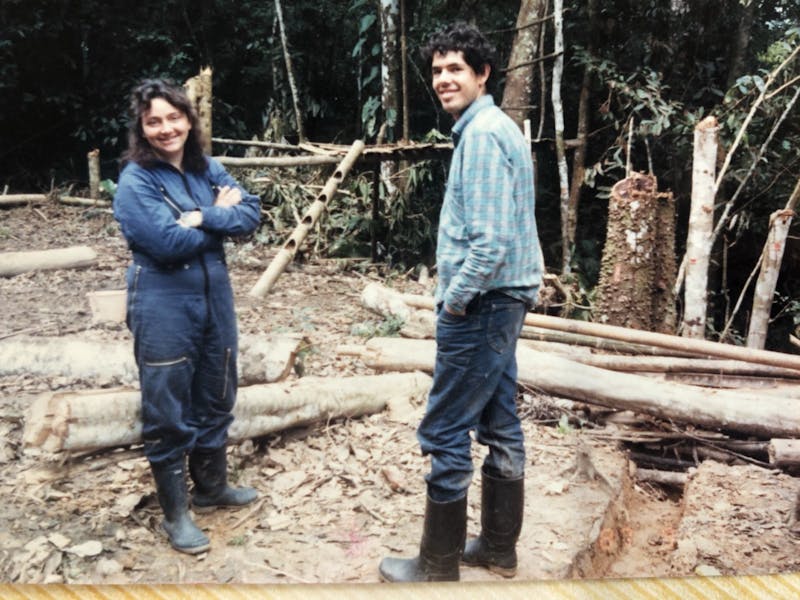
[431,50,489,119]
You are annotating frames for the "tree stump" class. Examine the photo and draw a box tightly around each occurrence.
[594,172,676,333]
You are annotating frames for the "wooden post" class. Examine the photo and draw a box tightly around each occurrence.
[682,115,718,338]
[249,140,365,297]
[87,149,101,200]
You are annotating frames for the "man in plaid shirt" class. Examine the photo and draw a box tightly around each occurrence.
[380,22,543,583]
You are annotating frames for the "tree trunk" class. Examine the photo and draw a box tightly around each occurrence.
[274,0,305,142]
[747,209,795,349]
[379,0,400,199]
[343,337,800,438]
[565,0,596,267]
[726,0,756,90]
[23,372,432,454]
[0,246,98,278]
[0,333,306,387]
[551,0,571,273]
[184,66,213,155]
[682,116,718,338]
[594,173,676,332]
[501,0,547,130]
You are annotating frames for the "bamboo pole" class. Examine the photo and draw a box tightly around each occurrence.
[249,140,365,297]
[215,155,339,168]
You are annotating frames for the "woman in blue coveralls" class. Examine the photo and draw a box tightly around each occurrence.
[114,79,261,554]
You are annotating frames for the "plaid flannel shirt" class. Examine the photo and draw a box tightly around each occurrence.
[435,94,543,313]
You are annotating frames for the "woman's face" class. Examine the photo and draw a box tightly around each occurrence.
[141,97,191,165]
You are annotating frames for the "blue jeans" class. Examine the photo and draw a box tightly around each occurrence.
[417,292,527,502]
[126,252,238,467]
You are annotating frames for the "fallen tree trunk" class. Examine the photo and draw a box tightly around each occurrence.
[23,371,431,454]
[340,337,800,438]
[0,334,306,387]
[0,245,98,277]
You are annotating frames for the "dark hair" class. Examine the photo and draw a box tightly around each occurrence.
[122,78,207,172]
[420,22,497,87]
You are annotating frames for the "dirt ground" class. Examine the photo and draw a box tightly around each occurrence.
[1,201,799,585]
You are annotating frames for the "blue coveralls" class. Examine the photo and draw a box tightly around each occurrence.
[113,158,261,467]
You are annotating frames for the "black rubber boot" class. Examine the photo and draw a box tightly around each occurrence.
[378,494,467,582]
[150,460,210,555]
[189,446,257,513]
[461,467,524,577]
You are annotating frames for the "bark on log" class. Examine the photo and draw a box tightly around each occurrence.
[0,334,306,387]
[0,246,98,277]
[23,372,432,453]
[342,337,800,438]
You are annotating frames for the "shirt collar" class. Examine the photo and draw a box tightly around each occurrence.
[452,94,495,144]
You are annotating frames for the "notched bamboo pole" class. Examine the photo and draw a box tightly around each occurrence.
[249,140,365,298]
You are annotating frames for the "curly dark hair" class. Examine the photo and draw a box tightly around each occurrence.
[420,22,497,88]
[122,78,207,172]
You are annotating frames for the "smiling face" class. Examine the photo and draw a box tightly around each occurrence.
[431,50,489,119]
[141,97,191,168]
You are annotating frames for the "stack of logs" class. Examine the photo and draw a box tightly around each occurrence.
[344,282,800,486]
[17,280,800,485]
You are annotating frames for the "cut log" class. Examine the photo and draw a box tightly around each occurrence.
[634,468,687,487]
[341,337,800,438]
[769,439,800,470]
[0,334,306,387]
[23,372,432,454]
[0,194,48,207]
[0,245,98,277]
